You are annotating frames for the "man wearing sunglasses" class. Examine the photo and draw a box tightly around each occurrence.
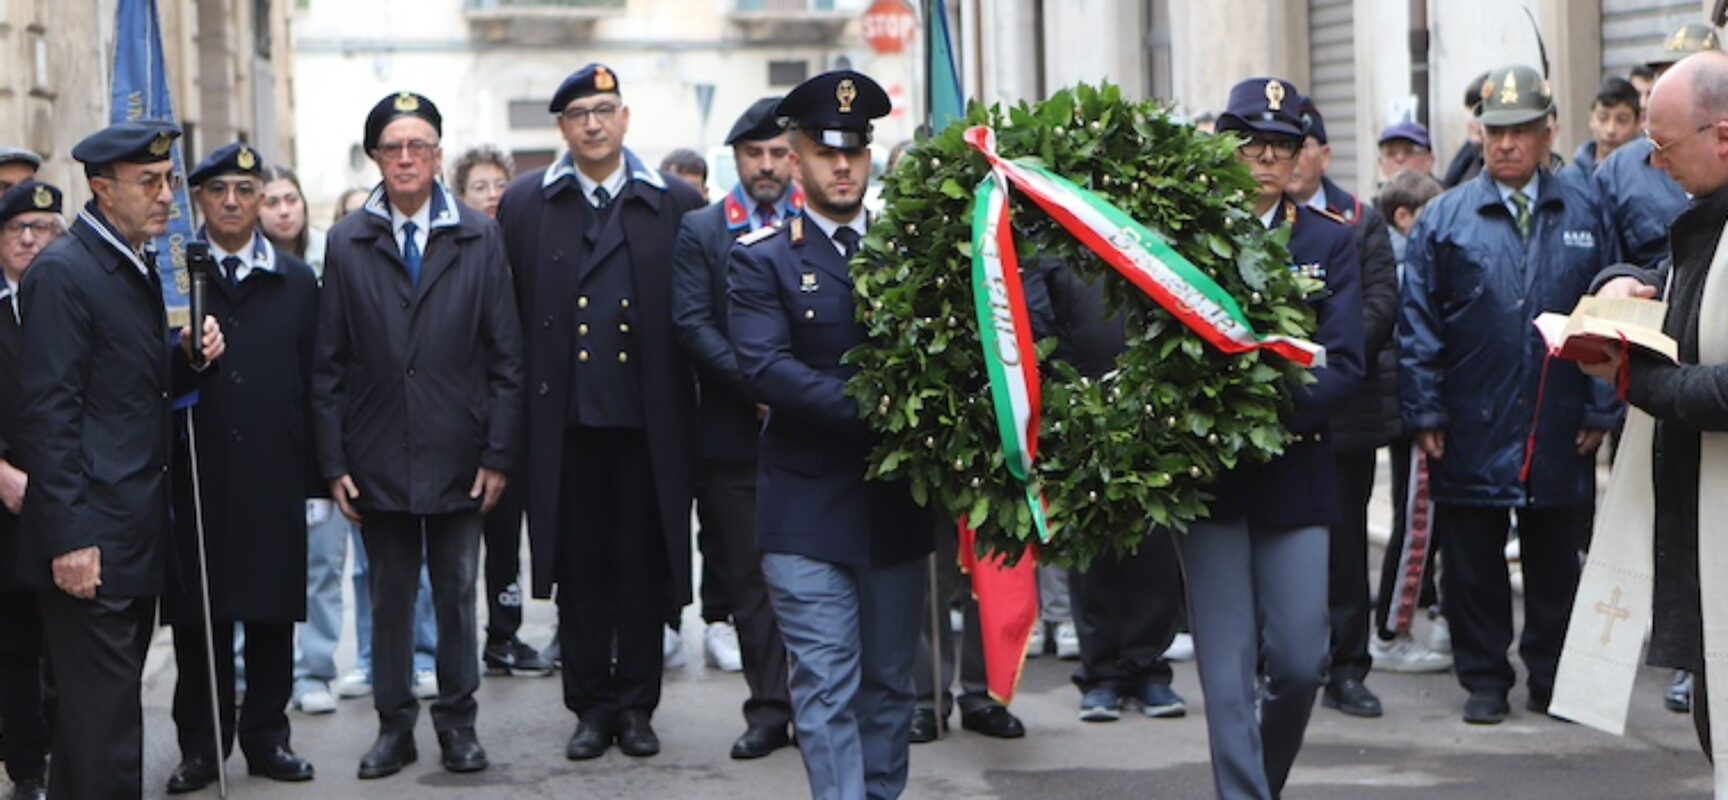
[496,63,704,761]
[1178,76,1364,800]
[1401,64,1617,727]
[159,142,320,793]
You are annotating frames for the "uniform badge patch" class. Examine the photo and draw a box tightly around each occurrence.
[31,185,52,209]
[800,272,820,293]
[1563,230,1596,248]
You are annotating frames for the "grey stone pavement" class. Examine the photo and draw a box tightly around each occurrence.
[10,452,1716,799]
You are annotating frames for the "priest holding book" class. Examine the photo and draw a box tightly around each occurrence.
[1571,49,1728,768]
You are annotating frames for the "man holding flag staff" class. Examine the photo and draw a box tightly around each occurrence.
[728,69,932,800]
[14,120,226,800]
[1178,77,1363,800]
[161,141,319,793]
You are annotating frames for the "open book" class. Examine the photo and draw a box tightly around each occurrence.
[1533,296,1678,364]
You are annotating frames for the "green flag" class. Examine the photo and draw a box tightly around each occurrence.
[929,0,964,131]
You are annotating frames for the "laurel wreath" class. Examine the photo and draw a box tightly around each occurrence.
[844,83,1319,568]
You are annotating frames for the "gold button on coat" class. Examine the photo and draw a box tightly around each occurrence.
[577,349,590,362]
[577,323,589,335]
[804,309,816,320]
[618,352,629,363]
[577,296,589,309]
[619,322,630,333]
[620,298,631,309]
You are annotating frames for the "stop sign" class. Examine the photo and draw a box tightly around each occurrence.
[860,0,918,55]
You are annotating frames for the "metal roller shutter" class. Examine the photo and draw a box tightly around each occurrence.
[1308,0,1357,193]
[1602,0,1709,79]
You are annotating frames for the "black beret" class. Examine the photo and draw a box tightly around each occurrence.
[726,96,787,146]
[549,63,622,113]
[1298,97,1327,144]
[0,180,61,225]
[775,70,890,150]
[364,92,442,153]
[188,142,263,187]
[70,121,181,167]
[1215,78,1306,139]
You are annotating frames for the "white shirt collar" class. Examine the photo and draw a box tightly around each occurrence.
[1302,189,1328,212]
[575,162,628,208]
[389,200,433,254]
[803,207,867,256]
[206,230,275,283]
[1258,204,1280,230]
[1495,173,1540,210]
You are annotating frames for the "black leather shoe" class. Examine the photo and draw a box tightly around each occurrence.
[166,754,219,794]
[1322,679,1385,718]
[357,730,418,779]
[730,723,792,759]
[8,776,47,800]
[909,707,944,744]
[1463,690,1510,725]
[437,727,489,773]
[616,710,661,757]
[247,744,315,782]
[960,705,1026,739]
[565,717,613,760]
[484,637,555,676]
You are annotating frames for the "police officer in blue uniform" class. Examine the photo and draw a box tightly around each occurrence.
[17,120,226,800]
[728,70,932,800]
[670,95,802,760]
[1594,22,1717,270]
[496,64,705,761]
[1179,77,1364,800]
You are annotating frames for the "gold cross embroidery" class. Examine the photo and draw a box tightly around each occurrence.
[1594,587,1631,647]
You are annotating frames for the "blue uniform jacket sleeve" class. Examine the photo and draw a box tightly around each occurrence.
[1398,216,1448,432]
[17,258,95,557]
[671,215,749,395]
[1288,227,1364,431]
[727,244,867,436]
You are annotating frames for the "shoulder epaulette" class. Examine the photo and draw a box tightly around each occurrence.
[738,225,780,246]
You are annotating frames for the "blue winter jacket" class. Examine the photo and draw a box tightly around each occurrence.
[1399,168,1621,508]
[1593,137,1688,268]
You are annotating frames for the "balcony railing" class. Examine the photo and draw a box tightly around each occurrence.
[463,0,625,42]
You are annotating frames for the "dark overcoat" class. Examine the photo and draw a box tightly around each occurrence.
[496,151,704,599]
[727,217,933,568]
[15,206,203,595]
[311,184,524,517]
[163,235,319,625]
[0,289,22,592]
[671,199,772,463]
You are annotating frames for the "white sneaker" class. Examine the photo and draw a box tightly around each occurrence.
[1025,624,1046,659]
[294,686,337,715]
[334,669,372,699]
[1055,621,1081,660]
[1369,634,1453,674]
[704,621,744,673]
[412,669,439,700]
[664,625,687,670]
[1428,613,1452,655]
[1163,632,1195,662]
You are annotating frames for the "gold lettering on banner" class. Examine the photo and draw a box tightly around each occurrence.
[1595,587,1631,646]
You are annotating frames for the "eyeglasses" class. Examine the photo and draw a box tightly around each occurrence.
[197,179,260,199]
[2,219,60,238]
[1647,122,1718,156]
[375,140,438,160]
[1236,135,1301,161]
[97,171,183,194]
[559,103,620,126]
[464,179,509,196]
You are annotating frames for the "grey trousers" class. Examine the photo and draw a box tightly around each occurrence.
[763,552,926,800]
[361,511,483,734]
[1177,519,1329,800]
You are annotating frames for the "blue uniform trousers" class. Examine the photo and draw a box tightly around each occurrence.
[1178,520,1329,800]
[763,552,925,800]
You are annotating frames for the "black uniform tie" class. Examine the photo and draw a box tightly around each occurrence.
[221,255,243,289]
[593,185,612,210]
[832,226,860,259]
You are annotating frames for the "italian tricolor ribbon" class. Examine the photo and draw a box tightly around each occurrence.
[964,126,1325,540]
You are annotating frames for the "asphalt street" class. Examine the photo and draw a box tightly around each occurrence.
[9,452,1713,799]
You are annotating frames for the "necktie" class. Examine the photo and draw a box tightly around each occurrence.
[1510,192,1532,240]
[401,221,422,286]
[593,186,612,210]
[221,255,243,289]
[756,204,776,229]
[832,226,861,259]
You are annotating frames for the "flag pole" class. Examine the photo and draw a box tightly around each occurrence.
[923,0,947,740]
[185,409,229,797]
